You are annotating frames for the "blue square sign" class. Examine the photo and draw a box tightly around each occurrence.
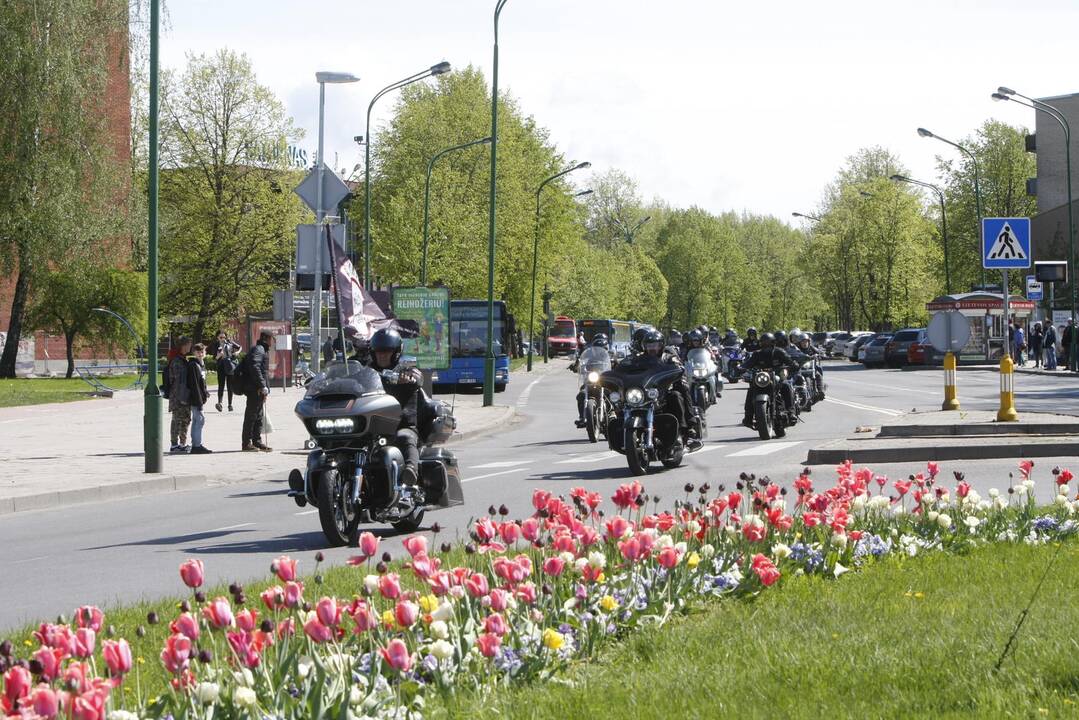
[982,217,1031,269]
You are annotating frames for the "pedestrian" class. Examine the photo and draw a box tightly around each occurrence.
[187,343,213,454]
[211,330,240,412]
[1013,323,1025,365]
[1045,322,1059,370]
[1065,320,1077,371]
[322,333,335,366]
[1030,322,1043,368]
[242,329,274,452]
[168,337,192,453]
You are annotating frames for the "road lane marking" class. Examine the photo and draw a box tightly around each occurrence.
[209,522,254,532]
[516,378,542,408]
[462,468,524,483]
[469,460,534,469]
[825,397,904,416]
[555,451,618,464]
[10,555,50,565]
[691,444,727,455]
[295,509,319,516]
[726,441,802,457]
[828,376,938,396]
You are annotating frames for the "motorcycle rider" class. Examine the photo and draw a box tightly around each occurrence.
[667,329,684,353]
[681,328,706,361]
[575,334,611,427]
[790,329,825,392]
[741,332,799,429]
[742,327,760,354]
[774,330,791,351]
[622,329,701,449]
[722,328,739,347]
[366,328,423,486]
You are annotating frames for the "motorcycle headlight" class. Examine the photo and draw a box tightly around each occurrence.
[646,388,660,400]
[626,388,645,405]
[314,418,336,433]
[609,391,622,404]
[333,418,355,434]
[753,371,771,388]
[587,370,600,384]
[693,367,707,378]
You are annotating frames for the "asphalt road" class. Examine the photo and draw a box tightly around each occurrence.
[1,360,1076,633]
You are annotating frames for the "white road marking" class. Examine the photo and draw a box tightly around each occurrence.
[469,460,534,469]
[208,522,254,532]
[690,444,727,455]
[825,397,904,416]
[555,451,618,464]
[295,509,319,516]
[726,441,802,457]
[462,468,525,483]
[10,555,50,565]
[516,378,542,408]
[829,376,938,396]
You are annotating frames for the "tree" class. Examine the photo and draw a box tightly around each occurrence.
[159,49,306,341]
[584,169,654,248]
[27,264,146,377]
[0,0,126,377]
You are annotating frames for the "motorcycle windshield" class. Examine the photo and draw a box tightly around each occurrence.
[602,360,683,392]
[579,347,612,377]
[305,361,385,399]
[687,348,715,371]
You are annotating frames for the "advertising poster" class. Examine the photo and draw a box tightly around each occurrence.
[392,287,450,370]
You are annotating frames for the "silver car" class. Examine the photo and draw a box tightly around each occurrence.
[861,335,892,368]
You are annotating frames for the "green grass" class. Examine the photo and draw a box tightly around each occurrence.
[433,543,1079,720]
[0,373,141,407]
[510,356,528,372]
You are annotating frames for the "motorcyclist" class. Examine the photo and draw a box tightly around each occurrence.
[621,329,701,449]
[681,328,706,361]
[575,334,611,427]
[742,327,760,354]
[721,328,739,347]
[367,328,423,486]
[630,327,651,356]
[774,330,791,351]
[790,329,825,392]
[741,332,799,429]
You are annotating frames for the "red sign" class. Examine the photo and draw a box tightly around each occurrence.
[926,298,1035,312]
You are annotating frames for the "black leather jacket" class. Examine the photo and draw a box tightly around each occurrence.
[745,346,798,372]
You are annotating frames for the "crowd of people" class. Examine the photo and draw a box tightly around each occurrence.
[1011,318,1076,370]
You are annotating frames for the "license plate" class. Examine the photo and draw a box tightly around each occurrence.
[459,378,476,383]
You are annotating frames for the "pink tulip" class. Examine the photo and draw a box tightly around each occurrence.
[73,628,96,659]
[273,555,298,582]
[71,685,108,720]
[102,639,132,677]
[74,606,104,633]
[619,536,643,562]
[483,613,508,637]
[31,685,61,718]
[32,646,63,681]
[236,608,259,633]
[359,531,380,559]
[542,556,566,577]
[657,546,680,569]
[521,517,542,543]
[464,573,489,598]
[260,585,285,611]
[303,618,333,644]
[605,516,631,540]
[488,588,510,612]
[63,662,89,694]
[380,638,413,672]
[315,597,340,628]
[498,522,522,545]
[411,553,440,580]
[179,559,204,589]
[3,666,31,710]
[475,632,502,658]
[515,582,538,605]
[227,631,261,669]
[160,634,192,674]
[427,571,453,597]
[276,618,295,638]
[169,612,200,641]
[394,600,420,628]
[202,597,234,629]
[402,535,428,558]
[350,601,378,633]
[284,581,304,608]
[378,573,402,600]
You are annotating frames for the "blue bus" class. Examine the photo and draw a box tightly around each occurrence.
[434,300,510,392]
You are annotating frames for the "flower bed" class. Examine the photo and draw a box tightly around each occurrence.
[2,461,1076,719]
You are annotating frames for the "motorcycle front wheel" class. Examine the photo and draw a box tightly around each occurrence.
[392,508,425,533]
[754,401,773,440]
[661,444,684,469]
[585,399,598,443]
[626,429,650,476]
[316,468,359,547]
[695,385,708,409]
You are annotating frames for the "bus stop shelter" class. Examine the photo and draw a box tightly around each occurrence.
[926,292,1035,363]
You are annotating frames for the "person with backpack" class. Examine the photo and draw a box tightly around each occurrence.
[168,337,193,453]
[240,330,274,452]
[211,330,241,412]
[187,343,213,454]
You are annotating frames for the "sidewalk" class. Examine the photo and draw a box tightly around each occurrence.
[0,382,514,516]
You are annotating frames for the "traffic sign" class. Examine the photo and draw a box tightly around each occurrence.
[293,163,352,217]
[295,224,344,274]
[1026,275,1044,301]
[928,310,971,353]
[982,217,1031,269]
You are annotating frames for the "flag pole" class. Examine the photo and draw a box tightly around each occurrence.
[326,225,347,362]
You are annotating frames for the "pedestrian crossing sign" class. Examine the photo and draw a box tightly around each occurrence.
[982,217,1031,269]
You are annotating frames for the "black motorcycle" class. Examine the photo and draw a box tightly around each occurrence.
[601,361,704,476]
[288,360,462,546]
[746,367,797,440]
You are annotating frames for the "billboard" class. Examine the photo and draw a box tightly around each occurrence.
[392,287,450,370]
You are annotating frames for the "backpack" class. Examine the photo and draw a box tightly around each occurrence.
[232,352,250,395]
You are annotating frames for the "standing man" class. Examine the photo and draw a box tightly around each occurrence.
[1013,323,1025,365]
[168,337,192,453]
[1045,321,1059,370]
[187,343,212,454]
[242,330,274,452]
[1030,322,1043,369]
[1064,320,1077,372]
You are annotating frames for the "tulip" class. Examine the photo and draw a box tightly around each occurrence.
[464,573,489,598]
[350,602,378,634]
[475,632,502,658]
[283,581,304,608]
[751,553,781,587]
[273,555,298,582]
[260,586,285,611]
[102,639,132,677]
[3,665,31,709]
[394,601,420,628]
[378,573,402,600]
[521,517,542,543]
[429,620,449,640]
[71,686,108,720]
[227,631,261,669]
[542,556,566,577]
[657,546,680,569]
[516,582,538,605]
[73,628,96,659]
[32,646,63,681]
[63,662,89,694]
[235,686,257,708]
[202,597,234,629]
[402,535,428,558]
[74,606,104,633]
[605,516,631,540]
[542,628,565,650]
[235,609,259,633]
[618,536,643,562]
[429,639,454,660]
[315,597,339,628]
[179,559,204,589]
[195,681,220,705]
[488,588,510,612]
[380,638,413,672]
[358,531,380,559]
[170,613,200,641]
[160,634,193,674]
[31,685,60,718]
[303,618,333,644]
[483,613,508,637]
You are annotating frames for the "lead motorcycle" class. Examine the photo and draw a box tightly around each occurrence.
[601,359,705,475]
[745,367,798,440]
[578,345,613,443]
[288,359,462,546]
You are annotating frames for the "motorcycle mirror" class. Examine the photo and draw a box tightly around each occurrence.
[399,355,418,369]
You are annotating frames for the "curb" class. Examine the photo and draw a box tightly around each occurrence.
[878,422,1079,437]
[805,440,1079,465]
[447,405,517,445]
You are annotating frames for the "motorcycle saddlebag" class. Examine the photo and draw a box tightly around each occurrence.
[419,446,463,508]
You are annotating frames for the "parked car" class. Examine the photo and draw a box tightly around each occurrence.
[907,338,945,366]
[846,333,877,361]
[884,328,926,367]
[834,331,871,358]
[827,332,852,356]
[812,331,838,349]
[861,335,892,368]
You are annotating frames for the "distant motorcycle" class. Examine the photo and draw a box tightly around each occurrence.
[578,346,613,443]
[719,346,744,383]
[745,367,797,440]
[685,346,721,411]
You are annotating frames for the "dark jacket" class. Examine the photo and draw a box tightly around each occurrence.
[741,338,761,353]
[247,340,270,393]
[187,358,210,409]
[167,355,190,412]
[370,359,422,428]
[212,339,240,374]
[745,346,798,372]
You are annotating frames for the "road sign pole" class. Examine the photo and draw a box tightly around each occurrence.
[311,84,326,374]
[143,0,162,473]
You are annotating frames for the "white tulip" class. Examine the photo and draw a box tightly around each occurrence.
[234,687,257,708]
[927,511,939,523]
[430,602,454,623]
[989,488,1000,498]
[364,575,380,595]
[429,639,455,660]
[430,620,449,640]
[772,543,792,560]
[195,682,220,705]
[964,516,981,529]
[937,514,952,530]
[587,551,606,569]
[831,533,847,549]
[700,543,716,559]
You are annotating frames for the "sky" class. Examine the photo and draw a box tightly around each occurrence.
[159,0,1079,223]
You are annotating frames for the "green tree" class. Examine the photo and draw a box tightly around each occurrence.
[0,0,126,377]
[159,49,305,341]
[27,264,146,377]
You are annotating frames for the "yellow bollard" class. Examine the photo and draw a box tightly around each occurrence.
[997,354,1018,422]
[942,351,959,410]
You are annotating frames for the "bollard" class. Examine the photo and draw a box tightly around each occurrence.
[941,351,959,410]
[996,354,1018,422]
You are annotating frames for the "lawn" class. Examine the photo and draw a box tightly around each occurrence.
[0,373,142,408]
[434,542,1079,720]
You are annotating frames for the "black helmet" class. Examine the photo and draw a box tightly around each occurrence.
[760,332,775,348]
[370,328,403,366]
[668,330,683,345]
[774,330,789,348]
[631,327,650,353]
[643,329,665,355]
[592,333,609,349]
[725,328,736,336]
[747,327,758,336]
[686,329,704,347]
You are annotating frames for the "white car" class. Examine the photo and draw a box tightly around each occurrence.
[833,332,871,358]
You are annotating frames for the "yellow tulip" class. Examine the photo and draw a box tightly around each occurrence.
[599,595,619,612]
[686,551,701,569]
[542,628,564,650]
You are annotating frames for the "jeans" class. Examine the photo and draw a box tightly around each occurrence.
[242,392,266,447]
[217,373,234,406]
[191,407,205,447]
[170,405,191,446]
[1046,346,1058,370]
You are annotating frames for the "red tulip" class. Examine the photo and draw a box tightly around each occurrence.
[202,597,234,629]
[31,647,63,682]
[612,480,643,509]
[542,556,566,577]
[303,618,333,644]
[227,631,261,669]
[160,634,193,674]
[427,571,453,597]
[553,533,577,554]
[1057,468,1074,485]
[73,628,96,659]
[464,573,489,598]
[956,481,971,499]
[475,632,502,658]
[402,535,428,558]
[515,582,538,605]
[657,546,680,569]
[605,515,631,540]
[394,600,419,628]
[927,461,940,479]
[751,553,781,587]
[619,536,643,563]
[75,606,104,633]
[350,601,378,633]
[378,573,402,600]
[170,612,200,641]
[531,489,552,511]
[71,685,108,720]
[235,608,259,633]
[358,531,380,559]
[63,662,89,694]
[483,613,508,637]
[498,522,522,545]
[260,585,285,611]
[380,638,413,672]
[521,517,542,543]
[2,665,31,713]
[273,555,298,582]
[102,639,132,677]
[179,559,204,589]
[284,581,304,608]
[31,685,60,718]
[488,588,510,612]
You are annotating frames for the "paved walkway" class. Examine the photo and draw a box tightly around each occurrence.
[0,382,515,515]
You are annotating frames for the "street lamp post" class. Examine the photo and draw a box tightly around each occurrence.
[891,174,951,294]
[792,211,821,222]
[363,61,452,290]
[420,137,491,285]
[144,0,161,473]
[484,0,510,407]
[994,87,1077,371]
[615,215,651,244]
[527,161,591,372]
[310,71,360,375]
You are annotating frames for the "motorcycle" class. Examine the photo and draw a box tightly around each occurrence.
[685,346,721,411]
[746,367,797,440]
[719,346,744,383]
[288,358,463,546]
[578,346,613,443]
[601,360,705,476]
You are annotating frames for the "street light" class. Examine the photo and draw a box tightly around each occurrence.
[363,61,452,290]
[528,160,591,372]
[484,0,510,407]
[615,215,651,243]
[575,189,594,198]
[310,70,360,375]
[144,0,162,472]
[918,126,985,290]
[420,136,492,285]
[792,211,821,221]
[993,87,1077,369]
[891,174,951,294]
